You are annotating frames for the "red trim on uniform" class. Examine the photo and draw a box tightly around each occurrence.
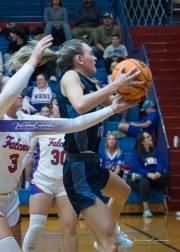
[34,184,45,193]
[36,148,41,171]
[30,151,41,184]
[16,215,22,225]
[0,214,4,217]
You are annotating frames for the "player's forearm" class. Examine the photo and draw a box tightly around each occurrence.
[31,106,114,137]
[0,64,34,119]
[21,136,38,170]
[64,106,114,133]
[76,85,119,114]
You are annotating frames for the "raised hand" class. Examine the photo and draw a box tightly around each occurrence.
[112,66,144,92]
[110,96,140,114]
[28,35,53,67]
[7,35,54,71]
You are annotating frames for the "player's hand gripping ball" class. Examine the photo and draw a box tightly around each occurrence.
[112,59,152,99]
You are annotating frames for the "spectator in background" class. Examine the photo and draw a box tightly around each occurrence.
[103,34,128,59]
[103,56,125,85]
[3,26,28,76]
[43,0,72,41]
[99,132,125,176]
[92,12,122,58]
[103,56,128,122]
[23,74,53,114]
[118,100,160,137]
[127,132,170,217]
[72,0,100,45]
[40,104,52,117]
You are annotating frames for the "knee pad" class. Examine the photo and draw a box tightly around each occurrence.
[0,236,21,252]
[23,214,47,252]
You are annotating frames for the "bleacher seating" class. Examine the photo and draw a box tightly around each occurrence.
[0,0,114,22]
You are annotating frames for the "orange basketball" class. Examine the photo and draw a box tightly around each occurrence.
[111,59,152,99]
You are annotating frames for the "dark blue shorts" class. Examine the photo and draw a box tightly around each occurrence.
[63,157,110,214]
[127,124,143,138]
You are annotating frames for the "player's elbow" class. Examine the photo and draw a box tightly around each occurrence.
[74,103,87,114]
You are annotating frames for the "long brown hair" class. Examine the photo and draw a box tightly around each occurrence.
[135,132,156,163]
[49,0,64,7]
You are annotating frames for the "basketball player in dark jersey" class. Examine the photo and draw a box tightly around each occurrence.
[10,37,142,252]
[53,40,142,251]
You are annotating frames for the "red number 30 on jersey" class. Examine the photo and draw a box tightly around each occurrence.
[51,150,67,166]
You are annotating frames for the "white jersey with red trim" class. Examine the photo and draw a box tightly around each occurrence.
[31,134,66,179]
[0,113,31,193]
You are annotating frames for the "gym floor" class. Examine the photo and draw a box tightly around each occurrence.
[21,212,180,252]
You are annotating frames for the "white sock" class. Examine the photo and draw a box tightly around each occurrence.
[115,222,119,236]
[25,181,30,189]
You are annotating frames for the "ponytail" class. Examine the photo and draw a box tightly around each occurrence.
[5,40,57,70]
[6,38,85,73]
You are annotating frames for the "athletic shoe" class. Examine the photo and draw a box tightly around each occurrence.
[132,173,142,181]
[143,208,153,218]
[94,223,133,250]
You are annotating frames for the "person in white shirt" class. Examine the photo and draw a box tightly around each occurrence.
[103,34,128,60]
[0,35,135,252]
[23,74,53,114]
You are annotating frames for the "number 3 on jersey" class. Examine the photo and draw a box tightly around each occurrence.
[8,154,19,173]
[51,150,67,166]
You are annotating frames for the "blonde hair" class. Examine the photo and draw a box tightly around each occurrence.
[105,133,121,157]
[5,40,57,71]
[35,34,45,41]
[6,39,85,72]
[56,39,84,72]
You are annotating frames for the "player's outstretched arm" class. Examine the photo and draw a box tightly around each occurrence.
[30,97,140,136]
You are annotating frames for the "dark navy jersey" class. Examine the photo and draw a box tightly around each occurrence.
[54,71,103,153]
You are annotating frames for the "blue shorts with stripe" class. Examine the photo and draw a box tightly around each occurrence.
[63,158,110,214]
